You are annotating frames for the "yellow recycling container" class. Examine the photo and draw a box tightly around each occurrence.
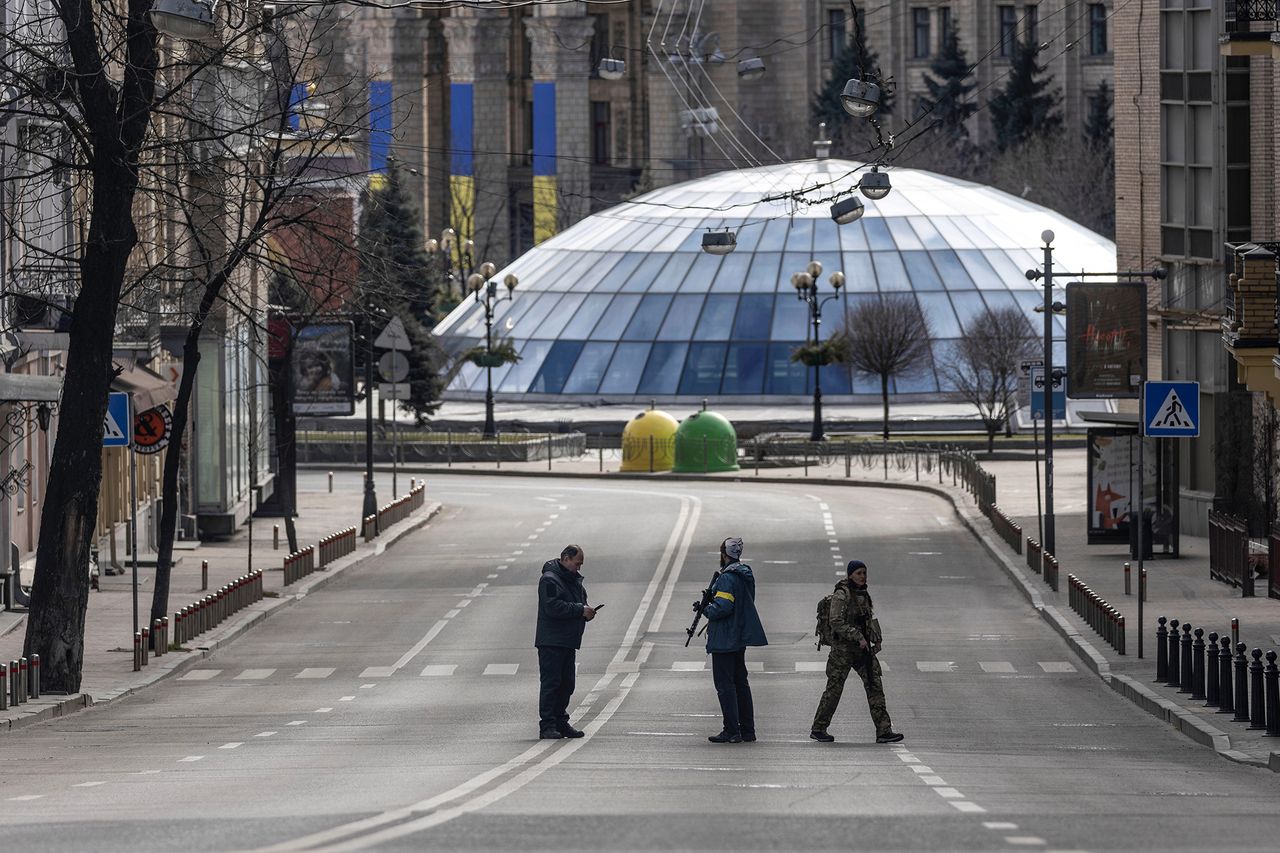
[620,405,679,472]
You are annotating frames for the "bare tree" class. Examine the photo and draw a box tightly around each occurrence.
[842,294,934,441]
[940,306,1037,453]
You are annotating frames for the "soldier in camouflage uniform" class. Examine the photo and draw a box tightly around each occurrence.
[810,560,904,744]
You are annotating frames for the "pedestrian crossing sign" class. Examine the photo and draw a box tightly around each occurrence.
[102,392,132,447]
[1143,381,1199,438]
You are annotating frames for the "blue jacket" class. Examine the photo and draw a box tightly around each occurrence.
[701,562,768,654]
[535,559,589,649]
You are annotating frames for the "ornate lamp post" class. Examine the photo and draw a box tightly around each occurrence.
[426,227,474,311]
[470,264,518,439]
[792,260,845,441]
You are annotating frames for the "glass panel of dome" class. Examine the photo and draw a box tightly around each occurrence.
[562,342,616,394]
[929,216,974,249]
[813,217,840,251]
[981,250,1029,290]
[955,250,1004,290]
[695,294,739,341]
[499,340,552,392]
[599,253,645,292]
[622,293,674,340]
[784,217,814,254]
[766,342,809,394]
[657,294,705,340]
[486,291,538,336]
[932,250,976,290]
[649,253,699,293]
[851,368,879,395]
[506,292,566,337]
[819,362,851,395]
[907,216,950,250]
[865,188,919,217]
[902,251,943,291]
[950,291,992,332]
[449,360,480,391]
[977,289,1019,315]
[734,293,775,339]
[438,299,484,336]
[637,342,689,394]
[574,252,626,293]
[743,252,782,293]
[678,219,724,252]
[840,252,878,292]
[710,252,750,293]
[560,293,613,339]
[770,293,810,339]
[886,218,924,251]
[535,293,586,339]
[954,217,999,249]
[917,292,961,337]
[619,253,666,293]
[781,252,813,291]
[933,341,959,392]
[467,349,517,392]
[598,342,650,394]
[678,252,724,293]
[871,251,910,291]
[731,214,767,253]
[760,217,790,252]
[589,294,642,339]
[528,341,585,394]
[836,219,868,252]
[633,222,682,252]
[545,253,601,292]
[863,218,896,251]
[678,342,728,395]
[894,367,938,393]
[721,343,767,395]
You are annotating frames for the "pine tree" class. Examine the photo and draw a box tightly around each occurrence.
[987,38,1062,152]
[1084,80,1113,154]
[919,25,977,148]
[357,162,444,423]
[811,8,894,156]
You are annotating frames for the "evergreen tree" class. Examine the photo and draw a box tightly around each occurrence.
[357,162,445,424]
[811,8,894,155]
[1084,80,1113,154]
[987,38,1062,151]
[919,25,977,148]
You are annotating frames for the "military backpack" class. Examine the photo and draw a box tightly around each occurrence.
[814,582,845,650]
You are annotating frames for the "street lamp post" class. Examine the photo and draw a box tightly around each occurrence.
[792,260,845,441]
[361,304,380,527]
[470,264,518,439]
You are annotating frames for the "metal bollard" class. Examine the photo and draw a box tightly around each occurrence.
[0,661,7,711]
[1234,643,1250,722]
[1219,636,1235,715]
[1179,623,1194,693]
[1154,617,1168,681]
[1191,628,1205,700]
[1266,650,1280,737]
[133,633,141,672]
[8,660,17,706]
[1124,561,1131,596]
[26,654,38,700]
[17,657,27,703]
[141,627,149,667]
[1205,632,1220,707]
[1166,619,1181,687]
[1250,648,1267,729]
[1232,617,1240,648]
[1140,568,1147,602]
[328,471,334,493]
[274,525,280,550]
[201,560,208,591]
[1117,614,1126,655]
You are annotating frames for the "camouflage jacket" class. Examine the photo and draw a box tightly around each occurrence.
[829,580,876,648]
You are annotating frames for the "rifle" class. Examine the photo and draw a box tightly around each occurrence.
[685,569,722,647]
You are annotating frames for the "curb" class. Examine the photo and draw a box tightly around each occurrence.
[0,502,441,734]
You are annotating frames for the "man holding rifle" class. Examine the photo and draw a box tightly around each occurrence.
[691,537,768,744]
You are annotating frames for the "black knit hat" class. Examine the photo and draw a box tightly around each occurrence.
[846,560,867,574]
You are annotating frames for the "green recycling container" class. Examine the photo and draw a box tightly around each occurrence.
[672,408,739,473]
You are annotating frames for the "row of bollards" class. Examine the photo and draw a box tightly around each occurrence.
[1024,537,1059,592]
[318,526,358,568]
[1156,616,1280,736]
[986,506,1023,555]
[1121,561,1149,601]
[363,483,427,544]
[1068,574,1125,654]
[173,570,264,647]
[282,546,317,586]
[1,654,39,710]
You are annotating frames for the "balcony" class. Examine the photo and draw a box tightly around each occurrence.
[1222,242,1280,401]
[1220,0,1280,57]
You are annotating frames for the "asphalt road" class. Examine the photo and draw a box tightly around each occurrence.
[2,474,1279,852]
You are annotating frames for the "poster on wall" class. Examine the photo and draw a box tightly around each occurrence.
[292,323,355,416]
[1066,282,1146,399]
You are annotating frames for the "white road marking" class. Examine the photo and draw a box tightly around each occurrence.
[549,514,559,519]
[287,721,307,726]
[917,661,958,672]
[234,669,276,680]
[359,684,377,690]
[828,538,838,543]
[219,743,244,750]
[672,661,706,671]
[909,551,942,556]
[512,550,524,555]
[316,708,333,714]
[296,668,335,679]
[908,765,934,774]
[1039,661,1077,673]
[745,661,764,672]
[1004,838,1047,846]
[487,574,498,579]
[897,754,920,763]
[980,662,1016,673]
[795,662,825,672]
[445,609,461,618]
[8,795,43,801]
[255,732,277,738]
[920,775,947,785]
[457,599,472,608]
[73,781,107,788]
[497,564,509,570]
[934,787,964,799]
[359,667,395,678]
[950,801,986,813]
[642,497,702,638]
[421,665,457,677]
[339,696,355,702]
[179,669,220,681]
[984,822,1019,830]
[819,503,829,511]
[178,756,205,762]
[483,664,519,675]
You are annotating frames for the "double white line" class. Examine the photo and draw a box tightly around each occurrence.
[255,492,702,852]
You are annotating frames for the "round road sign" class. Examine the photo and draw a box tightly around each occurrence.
[378,351,410,383]
[133,405,173,454]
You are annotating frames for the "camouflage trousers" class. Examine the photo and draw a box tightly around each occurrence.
[811,646,892,737]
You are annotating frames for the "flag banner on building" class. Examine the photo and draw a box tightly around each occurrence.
[1066,282,1146,399]
[292,323,355,416]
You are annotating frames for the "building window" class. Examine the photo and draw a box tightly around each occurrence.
[592,101,611,165]
[589,14,609,76]
[912,8,931,58]
[938,6,952,43]
[1024,4,1038,46]
[1089,4,1108,55]
[998,5,1017,57]
[828,8,848,60]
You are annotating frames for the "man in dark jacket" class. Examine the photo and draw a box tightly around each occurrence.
[697,537,768,743]
[536,545,596,739]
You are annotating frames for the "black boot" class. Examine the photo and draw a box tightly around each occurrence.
[810,730,835,742]
[557,724,585,738]
[540,727,563,739]
[876,731,904,744]
[708,731,742,744]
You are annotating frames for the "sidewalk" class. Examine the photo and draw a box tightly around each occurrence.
[1,470,438,731]
[334,448,1280,769]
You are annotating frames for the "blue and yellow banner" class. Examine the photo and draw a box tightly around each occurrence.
[532,82,557,244]
[449,82,475,258]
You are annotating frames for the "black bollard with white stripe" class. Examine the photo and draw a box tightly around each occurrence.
[1205,632,1220,707]
[1250,649,1267,730]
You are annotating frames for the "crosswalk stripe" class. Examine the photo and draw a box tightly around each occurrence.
[745,661,764,673]
[671,661,706,671]
[1038,661,1077,673]
[359,666,396,678]
[179,670,221,681]
[795,662,825,672]
[296,668,335,679]
[233,669,275,680]
[483,663,519,675]
[916,661,957,672]
[420,664,457,677]
[979,662,1015,673]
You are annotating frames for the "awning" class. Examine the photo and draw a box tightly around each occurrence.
[111,362,177,411]
[0,372,62,403]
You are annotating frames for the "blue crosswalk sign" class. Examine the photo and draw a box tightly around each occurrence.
[103,392,132,447]
[1143,381,1199,438]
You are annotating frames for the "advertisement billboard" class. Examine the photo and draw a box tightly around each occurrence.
[292,323,355,416]
[1066,282,1146,399]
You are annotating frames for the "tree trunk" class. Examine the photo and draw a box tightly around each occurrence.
[23,183,137,693]
[880,373,890,442]
[987,427,997,454]
[270,339,299,553]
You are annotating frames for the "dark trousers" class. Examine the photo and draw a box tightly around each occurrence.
[711,650,755,737]
[537,645,576,729]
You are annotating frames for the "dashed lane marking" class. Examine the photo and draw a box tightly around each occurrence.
[359,667,396,678]
[979,662,1016,673]
[255,732,277,738]
[179,669,220,681]
[934,787,964,799]
[234,669,276,680]
[178,756,205,762]
[1005,838,1047,846]
[950,802,986,813]
[296,668,335,679]
[984,823,1019,830]
[921,776,947,785]
[316,708,333,714]
[340,696,355,702]
[7,795,43,801]
[445,609,461,618]
[1039,661,1077,673]
[483,664,519,675]
[219,743,244,750]
[72,781,107,788]
[287,721,307,726]
[672,661,706,671]
[795,662,825,672]
[421,665,457,677]
[917,661,958,672]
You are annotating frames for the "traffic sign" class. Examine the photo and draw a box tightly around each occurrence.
[373,316,411,351]
[103,392,132,447]
[378,351,409,383]
[1019,358,1044,377]
[1143,381,1200,438]
[133,405,173,455]
[1030,368,1065,421]
[382,382,411,399]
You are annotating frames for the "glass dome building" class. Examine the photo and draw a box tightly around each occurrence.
[433,159,1116,403]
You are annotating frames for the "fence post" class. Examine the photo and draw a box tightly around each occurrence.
[1124,561,1131,596]
[845,441,851,478]
[548,433,553,471]
[599,435,604,473]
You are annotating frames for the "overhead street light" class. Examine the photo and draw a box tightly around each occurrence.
[701,229,737,255]
[149,0,217,40]
[830,195,865,225]
[859,167,892,200]
[598,58,626,80]
[737,57,766,80]
[839,78,881,118]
